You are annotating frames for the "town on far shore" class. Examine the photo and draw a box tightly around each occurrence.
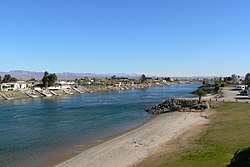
[0,72,250,101]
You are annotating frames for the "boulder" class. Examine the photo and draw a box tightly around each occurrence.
[145,98,213,115]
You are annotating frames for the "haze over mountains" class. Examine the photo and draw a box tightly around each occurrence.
[0,70,217,80]
[0,70,141,80]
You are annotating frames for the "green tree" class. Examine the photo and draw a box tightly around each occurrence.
[10,77,17,82]
[2,74,17,83]
[245,73,250,87]
[202,80,206,86]
[197,89,206,103]
[140,74,147,83]
[42,71,58,88]
[3,74,11,83]
[42,71,49,88]
[0,76,2,83]
[214,82,220,94]
[48,73,57,87]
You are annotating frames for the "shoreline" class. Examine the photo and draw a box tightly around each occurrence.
[133,111,214,167]
[54,111,211,167]
[39,115,155,167]
[0,81,192,102]
[0,81,201,166]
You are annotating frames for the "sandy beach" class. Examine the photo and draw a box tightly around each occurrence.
[55,111,210,167]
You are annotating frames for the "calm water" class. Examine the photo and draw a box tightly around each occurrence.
[0,83,200,167]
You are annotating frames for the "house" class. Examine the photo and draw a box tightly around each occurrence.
[0,82,26,91]
[0,82,27,91]
[0,84,11,91]
[57,81,75,89]
[16,81,27,89]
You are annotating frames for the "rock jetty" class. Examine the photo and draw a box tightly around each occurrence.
[145,99,214,115]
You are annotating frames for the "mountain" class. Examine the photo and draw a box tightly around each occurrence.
[0,70,140,80]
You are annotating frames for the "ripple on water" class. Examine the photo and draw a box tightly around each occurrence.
[0,83,200,167]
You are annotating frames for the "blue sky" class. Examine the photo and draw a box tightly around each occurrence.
[0,0,249,77]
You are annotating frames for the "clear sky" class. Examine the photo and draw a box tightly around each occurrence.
[0,0,249,77]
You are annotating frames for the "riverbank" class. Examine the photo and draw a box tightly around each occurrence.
[134,102,250,167]
[0,83,201,167]
[54,110,211,167]
[0,81,191,102]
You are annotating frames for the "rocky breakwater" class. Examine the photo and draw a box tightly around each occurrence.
[145,99,215,115]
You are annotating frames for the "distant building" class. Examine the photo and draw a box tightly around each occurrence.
[0,81,27,91]
[0,84,11,91]
[57,81,75,89]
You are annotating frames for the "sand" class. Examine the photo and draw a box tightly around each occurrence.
[55,111,210,167]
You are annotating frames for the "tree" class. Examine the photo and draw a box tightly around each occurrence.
[231,74,238,85]
[42,71,49,88]
[140,74,147,83]
[202,80,206,86]
[197,89,206,103]
[245,73,250,87]
[42,71,58,88]
[48,73,57,87]
[0,76,2,83]
[214,82,220,94]
[10,77,17,82]
[3,74,11,83]
[2,74,17,83]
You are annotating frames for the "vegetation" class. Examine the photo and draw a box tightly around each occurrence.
[42,71,57,88]
[140,74,147,83]
[135,103,250,167]
[244,73,250,87]
[219,74,241,86]
[197,89,206,102]
[28,78,36,81]
[164,77,172,82]
[0,74,17,83]
[214,82,220,94]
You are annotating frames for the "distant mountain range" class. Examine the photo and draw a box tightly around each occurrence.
[0,70,141,80]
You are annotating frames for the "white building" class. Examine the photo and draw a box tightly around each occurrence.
[57,81,75,89]
[0,84,11,91]
[17,81,27,89]
[0,81,27,91]
[0,82,27,91]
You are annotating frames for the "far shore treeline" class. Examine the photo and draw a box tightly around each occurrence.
[0,72,250,91]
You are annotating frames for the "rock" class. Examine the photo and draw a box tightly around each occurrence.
[145,98,214,115]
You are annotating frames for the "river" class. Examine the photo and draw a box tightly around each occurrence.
[0,83,200,167]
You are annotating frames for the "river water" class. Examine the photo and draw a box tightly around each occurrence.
[0,83,200,167]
